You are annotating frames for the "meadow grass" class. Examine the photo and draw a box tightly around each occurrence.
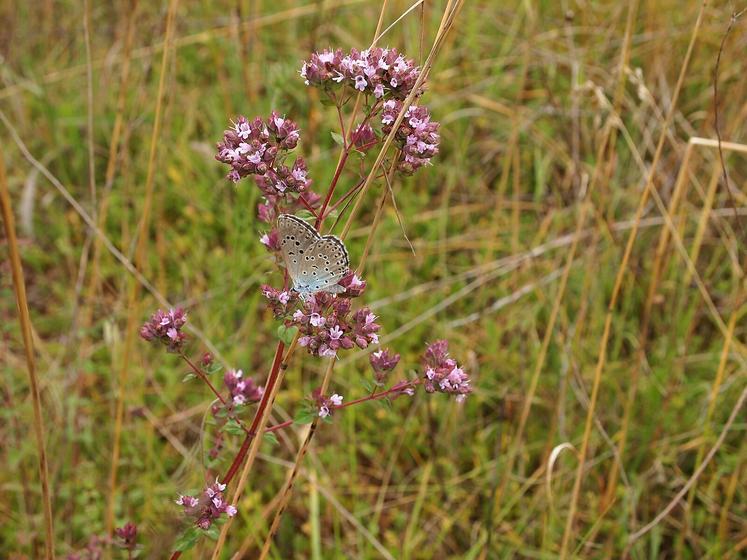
[1,0,746,558]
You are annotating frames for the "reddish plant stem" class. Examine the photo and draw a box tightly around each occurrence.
[221,341,285,485]
[336,104,347,148]
[181,353,261,435]
[315,150,352,229]
[340,379,419,408]
[168,341,287,560]
[167,375,415,560]
[314,104,380,230]
[325,177,366,215]
[181,355,225,405]
[170,100,384,560]
[297,194,318,216]
[264,380,420,433]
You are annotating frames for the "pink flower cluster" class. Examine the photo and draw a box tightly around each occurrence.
[223,369,264,406]
[139,308,188,353]
[291,292,380,358]
[260,285,297,317]
[421,340,471,402]
[369,348,400,384]
[255,156,311,198]
[337,272,367,298]
[353,123,378,152]
[301,47,421,100]
[382,100,440,174]
[216,112,321,225]
[175,479,237,530]
[114,523,137,551]
[216,114,278,181]
[318,393,343,418]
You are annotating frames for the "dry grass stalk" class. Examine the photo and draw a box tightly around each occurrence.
[0,153,56,558]
[105,0,180,539]
[559,3,707,556]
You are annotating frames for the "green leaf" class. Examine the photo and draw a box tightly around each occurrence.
[204,525,221,540]
[263,432,279,445]
[277,325,299,345]
[223,419,245,436]
[214,407,228,419]
[182,372,196,383]
[296,209,316,222]
[206,362,223,375]
[294,408,316,425]
[320,94,337,107]
[330,131,345,146]
[174,526,200,551]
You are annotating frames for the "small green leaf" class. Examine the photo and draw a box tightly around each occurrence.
[214,407,228,419]
[330,131,345,146]
[320,94,337,107]
[174,526,200,551]
[263,432,279,445]
[223,419,245,436]
[277,325,299,345]
[294,408,316,425]
[182,372,196,383]
[204,525,221,540]
[206,362,223,375]
[296,210,316,222]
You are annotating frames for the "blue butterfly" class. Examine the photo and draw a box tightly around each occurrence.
[277,214,350,297]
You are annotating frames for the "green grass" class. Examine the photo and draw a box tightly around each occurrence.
[1,0,746,558]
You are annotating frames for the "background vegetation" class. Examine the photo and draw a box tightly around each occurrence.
[1,0,745,558]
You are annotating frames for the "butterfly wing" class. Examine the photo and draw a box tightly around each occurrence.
[277,214,350,295]
[278,214,320,281]
[295,235,349,294]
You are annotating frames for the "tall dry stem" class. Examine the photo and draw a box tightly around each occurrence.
[0,154,56,558]
[558,3,706,556]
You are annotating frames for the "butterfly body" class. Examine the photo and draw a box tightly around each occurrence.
[277,214,349,297]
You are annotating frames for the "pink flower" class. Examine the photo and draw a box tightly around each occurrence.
[261,284,298,318]
[319,346,337,358]
[216,113,321,225]
[176,480,237,530]
[318,393,343,417]
[140,308,188,353]
[301,47,421,100]
[114,522,137,550]
[338,272,367,297]
[260,229,281,252]
[420,340,471,400]
[381,101,440,174]
[370,348,400,383]
[224,369,263,405]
